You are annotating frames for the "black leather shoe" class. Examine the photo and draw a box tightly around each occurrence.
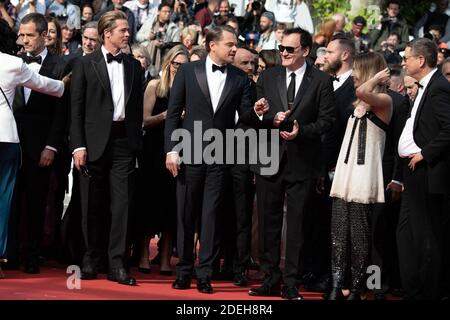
[233,273,248,287]
[197,279,213,294]
[23,263,40,274]
[159,270,173,276]
[107,268,137,286]
[172,277,192,289]
[248,284,280,297]
[282,286,303,300]
[347,290,365,300]
[328,287,346,300]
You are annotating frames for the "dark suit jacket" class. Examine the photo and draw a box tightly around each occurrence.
[411,71,450,194]
[70,49,144,162]
[256,64,335,180]
[384,89,410,184]
[64,49,83,70]
[320,76,356,175]
[13,52,69,161]
[164,59,260,162]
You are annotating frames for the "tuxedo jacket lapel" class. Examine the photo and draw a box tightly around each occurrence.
[194,61,213,114]
[123,55,134,108]
[91,50,114,106]
[276,68,288,111]
[290,64,312,114]
[215,65,235,115]
[413,71,438,131]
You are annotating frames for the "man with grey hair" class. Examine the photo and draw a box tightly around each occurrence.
[398,38,450,300]
[332,13,346,34]
[64,21,99,67]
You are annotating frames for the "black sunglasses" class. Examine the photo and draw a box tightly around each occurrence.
[278,45,299,54]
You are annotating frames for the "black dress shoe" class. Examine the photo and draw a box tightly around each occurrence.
[233,273,249,287]
[347,290,365,300]
[248,284,280,297]
[328,287,346,300]
[197,279,213,294]
[23,263,40,274]
[172,277,191,289]
[282,286,304,300]
[107,268,137,286]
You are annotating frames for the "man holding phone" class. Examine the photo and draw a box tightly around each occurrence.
[249,27,335,300]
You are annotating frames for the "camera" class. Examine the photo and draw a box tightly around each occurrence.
[155,31,163,40]
[251,0,261,11]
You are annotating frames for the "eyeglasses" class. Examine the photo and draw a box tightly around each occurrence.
[171,61,184,68]
[278,45,300,54]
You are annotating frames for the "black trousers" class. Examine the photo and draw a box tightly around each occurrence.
[175,164,227,280]
[80,136,135,271]
[230,164,255,274]
[396,164,444,300]
[15,154,52,264]
[255,157,313,288]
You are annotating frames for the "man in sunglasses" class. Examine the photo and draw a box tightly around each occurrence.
[248,27,335,300]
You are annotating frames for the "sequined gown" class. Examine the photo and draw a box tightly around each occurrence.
[329,110,387,291]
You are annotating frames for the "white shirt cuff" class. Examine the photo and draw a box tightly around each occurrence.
[45,146,57,153]
[391,180,403,187]
[254,107,263,120]
[73,147,86,155]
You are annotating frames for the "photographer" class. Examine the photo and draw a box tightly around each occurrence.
[47,0,81,30]
[136,2,180,71]
[240,0,265,36]
[371,0,409,52]
[345,16,372,54]
[379,31,402,68]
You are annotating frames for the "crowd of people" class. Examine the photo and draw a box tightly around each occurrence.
[0,0,450,301]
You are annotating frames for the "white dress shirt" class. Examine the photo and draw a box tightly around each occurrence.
[398,68,438,158]
[333,69,352,92]
[286,62,307,98]
[101,46,126,121]
[206,55,227,114]
[24,48,48,104]
[0,53,64,144]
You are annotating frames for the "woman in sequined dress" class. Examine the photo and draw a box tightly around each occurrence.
[328,52,393,300]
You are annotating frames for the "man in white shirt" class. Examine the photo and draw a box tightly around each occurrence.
[257,11,277,51]
[397,38,450,300]
[12,13,69,274]
[70,10,144,287]
[165,25,268,294]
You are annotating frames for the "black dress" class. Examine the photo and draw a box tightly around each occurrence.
[141,95,177,234]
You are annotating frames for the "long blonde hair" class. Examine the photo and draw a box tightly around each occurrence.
[353,52,387,107]
[156,45,189,98]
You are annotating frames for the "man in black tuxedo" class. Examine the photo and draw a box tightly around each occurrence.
[70,10,143,286]
[12,13,68,274]
[302,36,356,292]
[248,28,335,300]
[398,38,450,300]
[164,25,268,294]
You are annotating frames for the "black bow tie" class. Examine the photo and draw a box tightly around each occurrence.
[415,81,424,89]
[23,55,42,65]
[106,52,124,64]
[212,64,226,73]
[332,75,339,82]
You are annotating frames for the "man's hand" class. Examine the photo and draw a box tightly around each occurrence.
[39,148,55,167]
[73,150,87,171]
[386,181,403,202]
[166,152,180,177]
[62,72,72,88]
[273,110,291,127]
[280,120,299,141]
[408,152,424,171]
[254,98,269,116]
